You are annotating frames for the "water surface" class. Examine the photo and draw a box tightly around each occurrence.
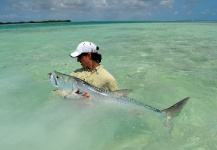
[0,22,217,150]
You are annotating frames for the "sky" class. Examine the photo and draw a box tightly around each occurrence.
[0,0,216,22]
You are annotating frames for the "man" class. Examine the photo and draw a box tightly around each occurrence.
[69,41,117,98]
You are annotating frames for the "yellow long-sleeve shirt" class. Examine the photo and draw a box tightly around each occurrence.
[71,65,117,91]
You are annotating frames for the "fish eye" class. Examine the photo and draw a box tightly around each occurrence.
[57,75,59,79]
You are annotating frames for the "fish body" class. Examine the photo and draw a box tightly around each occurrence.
[49,71,189,129]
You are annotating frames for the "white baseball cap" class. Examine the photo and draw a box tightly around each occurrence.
[69,41,99,57]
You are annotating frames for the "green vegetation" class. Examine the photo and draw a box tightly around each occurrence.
[0,20,71,25]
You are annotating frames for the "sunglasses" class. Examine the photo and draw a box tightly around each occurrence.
[77,54,83,59]
[77,53,88,59]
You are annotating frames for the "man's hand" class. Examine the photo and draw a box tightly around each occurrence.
[75,88,90,98]
[81,92,90,98]
[64,88,90,99]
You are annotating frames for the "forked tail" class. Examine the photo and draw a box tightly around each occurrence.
[161,97,190,132]
[161,97,190,117]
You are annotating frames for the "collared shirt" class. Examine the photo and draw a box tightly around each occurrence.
[71,65,117,91]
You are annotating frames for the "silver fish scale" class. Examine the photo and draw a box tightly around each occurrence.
[54,71,162,113]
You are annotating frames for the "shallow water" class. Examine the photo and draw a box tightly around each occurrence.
[0,22,217,150]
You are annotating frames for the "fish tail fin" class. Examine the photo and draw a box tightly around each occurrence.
[161,97,190,117]
[161,97,190,132]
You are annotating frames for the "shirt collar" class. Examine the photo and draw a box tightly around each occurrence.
[92,65,102,74]
[85,65,103,74]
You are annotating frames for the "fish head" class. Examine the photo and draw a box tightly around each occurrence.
[48,71,77,92]
[48,72,59,88]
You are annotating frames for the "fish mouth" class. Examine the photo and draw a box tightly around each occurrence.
[48,73,52,78]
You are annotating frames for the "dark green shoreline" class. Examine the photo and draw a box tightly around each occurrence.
[0,20,71,25]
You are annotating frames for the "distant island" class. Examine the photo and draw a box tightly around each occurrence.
[0,20,71,25]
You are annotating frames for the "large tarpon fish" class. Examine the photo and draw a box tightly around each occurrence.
[48,71,189,130]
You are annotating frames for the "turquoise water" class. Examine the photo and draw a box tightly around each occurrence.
[0,22,217,149]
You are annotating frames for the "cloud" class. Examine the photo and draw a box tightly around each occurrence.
[173,11,179,15]
[0,14,18,19]
[186,0,208,3]
[0,0,216,21]
[0,0,176,21]
[10,0,60,10]
[160,0,175,8]
[201,9,217,16]
[8,0,176,11]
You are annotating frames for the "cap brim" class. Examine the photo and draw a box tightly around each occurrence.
[69,51,81,57]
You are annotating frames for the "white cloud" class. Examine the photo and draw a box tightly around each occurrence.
[1,0,216,21]
[0,14,18,19]
[8,0,176,11]
[186,0,207,3]
[173,11,179,15]
[201,9,217,16]
[160,0,175,8]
